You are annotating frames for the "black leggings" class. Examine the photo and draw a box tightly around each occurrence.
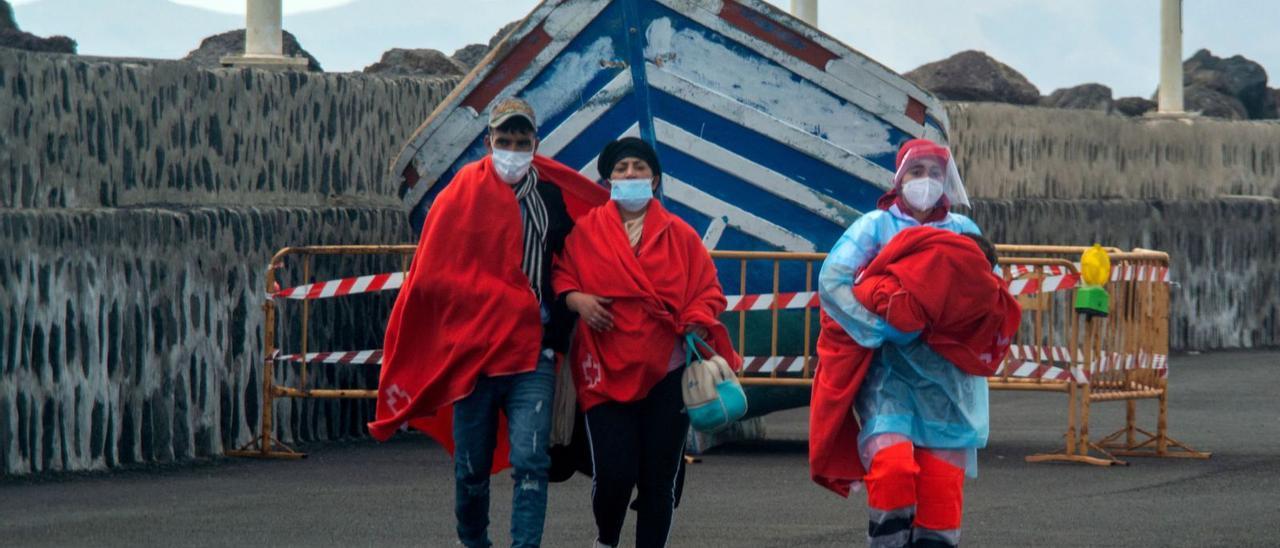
[584,368,690,548]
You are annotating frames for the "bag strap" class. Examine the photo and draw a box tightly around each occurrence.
[684,332,713,366]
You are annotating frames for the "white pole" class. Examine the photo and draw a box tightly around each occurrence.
[791,0,817,27]
[1158,0,1184,114]
[244,0,284,57]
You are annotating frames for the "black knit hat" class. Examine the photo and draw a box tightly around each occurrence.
[596,137,662,181]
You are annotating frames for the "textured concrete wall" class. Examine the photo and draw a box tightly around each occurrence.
[0,207,411,474]
[948,103,1280,200]
[0,48,457,209]
[972,197,1279,350]
[0,49,452,475]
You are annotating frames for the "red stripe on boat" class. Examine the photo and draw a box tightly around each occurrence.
[400,162,421,196]
[905,97,927,125]
[717,3,838,71]
[462,25,553,111]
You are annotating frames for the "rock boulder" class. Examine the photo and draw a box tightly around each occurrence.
[2,0,16,31]
[1183,83,1249,119]
[1114,97,1156,117]
[1041,83,1113,112]
[0,1,77,54]
[183,29,322,72]
[1182,49,1271,119]
[451,43,488,70]
[488,20,521,49]
[363,48,466,78]
[905,50,1040,105]
[0,29,76,54]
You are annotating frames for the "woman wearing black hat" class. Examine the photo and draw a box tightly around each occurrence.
[551,137,740,547]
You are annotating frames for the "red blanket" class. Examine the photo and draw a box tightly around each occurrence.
[810,226,1021,496]
[367,155,608,472]
[551,199,740,411]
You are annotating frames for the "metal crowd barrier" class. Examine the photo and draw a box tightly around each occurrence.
[229,244,1208,464]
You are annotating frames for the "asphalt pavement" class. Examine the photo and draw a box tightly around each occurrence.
[2,351,1277,547]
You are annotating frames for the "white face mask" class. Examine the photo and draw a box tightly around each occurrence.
[491,149,533,184]
[902,177,945,212]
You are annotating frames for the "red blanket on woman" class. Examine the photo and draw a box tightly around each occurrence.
[551,199,740,411]
[367,155,607,471]
[810,227,1021,496]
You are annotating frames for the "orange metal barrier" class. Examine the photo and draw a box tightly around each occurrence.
[227,245,414,459]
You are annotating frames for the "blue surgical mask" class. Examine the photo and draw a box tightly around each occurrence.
[610,178,653,212]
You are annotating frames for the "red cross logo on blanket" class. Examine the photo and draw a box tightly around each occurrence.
[385,384,411,414]
[581,353,602,388]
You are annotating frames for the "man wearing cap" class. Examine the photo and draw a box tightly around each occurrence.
[369,98,608,548]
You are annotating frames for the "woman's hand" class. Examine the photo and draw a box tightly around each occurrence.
[567,292,614,332]
[686,324,710,340]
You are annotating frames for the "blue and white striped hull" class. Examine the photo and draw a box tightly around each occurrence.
[392,0,948,292]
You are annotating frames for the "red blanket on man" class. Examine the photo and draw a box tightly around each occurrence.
[810,227,1021,496]
[367,155,607,473]
[551,199,740,411]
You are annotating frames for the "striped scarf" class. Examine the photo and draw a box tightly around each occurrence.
[512,167,548,303]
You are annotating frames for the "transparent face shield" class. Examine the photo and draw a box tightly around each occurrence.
[892,147,970,209]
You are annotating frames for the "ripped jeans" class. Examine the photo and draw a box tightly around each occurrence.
[453,349,556,548]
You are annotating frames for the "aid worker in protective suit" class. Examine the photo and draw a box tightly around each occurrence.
[810,138,1017,548]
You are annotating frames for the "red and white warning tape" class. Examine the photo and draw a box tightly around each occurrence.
[1109,264,1171,283]
[1006,273,1081,296]
[274,350,384,365]
[1005,345,1169,380]
[995,360,1087,383]
[998,264,1073,278]
[998,264,1170,284]
[739,355,814,375]
[273,272,405,300]
[724,292,819,311]
[1010,345,1084,364]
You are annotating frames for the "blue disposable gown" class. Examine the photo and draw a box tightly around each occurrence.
[817,205,987,477]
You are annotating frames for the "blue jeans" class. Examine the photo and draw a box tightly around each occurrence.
[453,349,555,548]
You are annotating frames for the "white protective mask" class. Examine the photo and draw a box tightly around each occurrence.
[902,177,945,212]
[491,149,534,184]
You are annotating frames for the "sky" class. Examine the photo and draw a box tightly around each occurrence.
[10,0,1279,99]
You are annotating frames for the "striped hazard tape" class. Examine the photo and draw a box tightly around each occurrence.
[739,355,815,375]
[274,350,384,365]
[1006,345,1169,380]
[1110,264,1171,283]
[995,360,1088,383]
[273,272,405,300]
[998,264,1171,283]
[998,264,1073,278]
[724,292,819,311]
[1007,273,1081,296]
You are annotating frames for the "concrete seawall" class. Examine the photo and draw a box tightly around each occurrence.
[948,102,1280,200]
[972,197,1279,350]
[1,48,457,208]
[1,207,409,474]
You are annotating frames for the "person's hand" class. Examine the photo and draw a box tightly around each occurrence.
[567,292,614,331]
[687,324,710,340]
